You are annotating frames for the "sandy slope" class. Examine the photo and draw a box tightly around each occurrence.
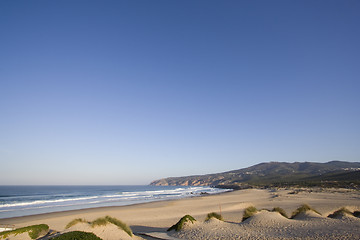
[1,188,359,239]
[65,222,144,240]
[170,211,360,240]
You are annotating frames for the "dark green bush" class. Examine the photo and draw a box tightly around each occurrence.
[242,206,257,221]
[51,231,102,240]
[353,211,360,218]
[0,224,49,239]
[167,215,196,231]
[205,212,224,221]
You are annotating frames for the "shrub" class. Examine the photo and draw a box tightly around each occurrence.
[65,218,87,229]
[291,204,321,219]
[51,231,102,240]
[167,215,196,231]
[205,212,224,221]
[328,207,353,218]
[0,224,49,239]
[242,206,257,221]
[272,207,288,218]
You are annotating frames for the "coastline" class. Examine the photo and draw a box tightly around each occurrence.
[0,189,235,225]
[0,185,229,220]
[1,188,360,239]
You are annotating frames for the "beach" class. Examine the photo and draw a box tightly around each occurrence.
[1,188,360,239]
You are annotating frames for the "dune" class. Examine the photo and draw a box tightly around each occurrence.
[292,210,324,220]
[3,232,32,240]
[242,210,290,225]
[65,222,143,240]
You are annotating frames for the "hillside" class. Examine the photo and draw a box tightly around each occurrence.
[150,161,360,188]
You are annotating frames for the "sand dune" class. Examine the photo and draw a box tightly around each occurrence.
[170,210,360,240]
[65,222,143,240]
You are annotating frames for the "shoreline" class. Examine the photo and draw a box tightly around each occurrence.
[0,185,230,221]
[0,189,235,225]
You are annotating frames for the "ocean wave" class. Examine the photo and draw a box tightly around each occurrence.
[0,196,100,208]
[0,186,231,216]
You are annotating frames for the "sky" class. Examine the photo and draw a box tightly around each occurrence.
[0,0,359,185]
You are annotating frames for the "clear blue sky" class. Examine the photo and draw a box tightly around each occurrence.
[1,1,359,185]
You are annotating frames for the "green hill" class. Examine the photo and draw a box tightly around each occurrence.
[150,161,360,189]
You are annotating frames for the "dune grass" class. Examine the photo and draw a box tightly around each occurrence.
[205,212,224,221]
[65,218,87,229]
[91,217,108,227]
[51,231,102,240]
[64,216,133,237]
[0,224,49,239]
[328,207,354,218]
[167,215,196,232]
[291,204,321,219]
[272,207,288,218]
[242,206,257,221]
[104,216,133,237]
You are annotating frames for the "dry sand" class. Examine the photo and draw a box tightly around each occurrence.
[1,188,359,239]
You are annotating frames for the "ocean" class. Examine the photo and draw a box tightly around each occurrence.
[0,185,230,219]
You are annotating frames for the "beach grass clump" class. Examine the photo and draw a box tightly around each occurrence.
[91,217,108,227]
[0,224,49,239]
[328,207,354,218]
[242,206,257,221]
[205,212,224,221]
[167,215,196,232]
[51,231,102,240]
[105,216,133,237]
[64,216,133,237]
[291,204,321,219]
[65,218,87,229]
[272,207,288,218]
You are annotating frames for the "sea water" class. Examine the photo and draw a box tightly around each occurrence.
[0,185,230,219]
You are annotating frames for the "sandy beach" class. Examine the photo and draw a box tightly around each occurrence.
[1,188,360,239]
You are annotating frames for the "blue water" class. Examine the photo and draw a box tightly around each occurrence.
[0,185,230,219]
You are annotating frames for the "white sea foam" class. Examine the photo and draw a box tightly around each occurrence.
[0,186,231,218]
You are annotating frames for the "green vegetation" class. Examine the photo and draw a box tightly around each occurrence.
[242,206,257,221]
[205,212,224,221]
[64,216,133,237]
[91,217,108,227]
[51,231,102,240]
[291,204,321,219]
[328,207,354,218]
[272,207,288,218]
[151,161,360,189]
[104,216,133,237]
[0,224,49,239]
[65,218,87,229]
[167,215,196,232]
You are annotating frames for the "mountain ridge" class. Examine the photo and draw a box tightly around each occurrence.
[150,161,360,188]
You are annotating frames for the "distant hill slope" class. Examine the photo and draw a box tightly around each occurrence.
[150,161,360,188]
